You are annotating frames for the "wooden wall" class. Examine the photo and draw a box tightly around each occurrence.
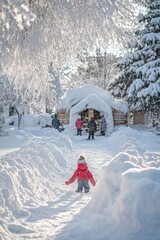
[57,109,69,125]
[58,108,160,127]
[132,112,147,124]
[58,108,128,127]
[113,110,128,126]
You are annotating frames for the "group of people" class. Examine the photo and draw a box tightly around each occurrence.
[51,113,107,139]
[75,114,107,140]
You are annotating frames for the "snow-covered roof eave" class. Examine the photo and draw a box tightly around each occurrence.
[69,93,114,132]
[70,93,112,115]
[59,98,128,114]
[58,85,128,113]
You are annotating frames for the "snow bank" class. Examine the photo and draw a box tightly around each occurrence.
[87,154,160,240]
[5,114,52,128]
[56,127,160,240]
[0,130,74,238]
[1,125,160,240]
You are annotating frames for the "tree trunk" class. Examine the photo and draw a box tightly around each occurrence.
[14,107,22,129]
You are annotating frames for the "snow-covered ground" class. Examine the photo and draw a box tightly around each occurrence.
[0,124,160,240]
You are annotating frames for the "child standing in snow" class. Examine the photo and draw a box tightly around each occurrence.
[87,117,97,140]
[75,115,83,136]
[65,156,96,193]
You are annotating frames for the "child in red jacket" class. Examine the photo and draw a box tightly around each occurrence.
[65,155,96,193]
[75,116,83,136]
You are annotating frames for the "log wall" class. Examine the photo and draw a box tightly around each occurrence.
[58,108,129,127]
[132,112,147,125]
[57,109,69,125]
[113,110,128,126]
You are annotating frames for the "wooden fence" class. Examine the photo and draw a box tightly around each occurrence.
[132,112,147,125]
[113,110,128,126]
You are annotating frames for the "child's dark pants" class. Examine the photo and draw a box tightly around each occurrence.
[88,130,94,140]
[76,180,90,193]
[77,128,82,136]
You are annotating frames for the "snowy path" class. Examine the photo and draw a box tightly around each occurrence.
[17,191,92,239]
[50,138,111,239]
[6,193,87,239]
[1,127,160,240]
[0,132,111,240]
[48,141,109,239]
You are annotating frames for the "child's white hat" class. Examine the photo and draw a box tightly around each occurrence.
[77,155,86,164]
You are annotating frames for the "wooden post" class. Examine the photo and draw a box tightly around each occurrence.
[88,109,94,120]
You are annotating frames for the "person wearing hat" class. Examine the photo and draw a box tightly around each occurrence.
[51,113,61,132]
[65,156,96,193]
[75,115,83,136]
[100,114,107,136]
[87,117,97,140]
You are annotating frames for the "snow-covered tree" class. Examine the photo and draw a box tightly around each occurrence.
[0,75,16,111]
[77,47,118,90]
[0,105,5,136]
[0,75,31,128]
[0,0,142,113]
[110,0,160,112]
[48,63,63,107]
[0,75,15,133]
[0,0,36,30]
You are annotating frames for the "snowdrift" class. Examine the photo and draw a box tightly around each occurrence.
[56,127,160,240]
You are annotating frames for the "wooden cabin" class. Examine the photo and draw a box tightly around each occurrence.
[57,108,128,132]
[57,86,128,132]
[58,108,128,127]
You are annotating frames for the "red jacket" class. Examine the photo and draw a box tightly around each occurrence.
[75,119,83,128]
[65,163,96,186]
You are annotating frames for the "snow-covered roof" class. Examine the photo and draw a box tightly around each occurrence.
[59,85,128,113]
[69,93,114,132]
[70,93,112,115]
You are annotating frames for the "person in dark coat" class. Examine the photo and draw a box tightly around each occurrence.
[51,114,61,132]
[87,117,97,140]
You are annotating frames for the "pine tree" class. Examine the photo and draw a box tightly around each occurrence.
[110,0,160,112]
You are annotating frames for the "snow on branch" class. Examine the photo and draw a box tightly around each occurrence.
[138,82,160,98]
[141,33,160,45]
[128,79,144,97]
[1,0,36,30]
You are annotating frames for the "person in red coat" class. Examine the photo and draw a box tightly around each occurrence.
[75,115,83,136]
[65,155,96,193]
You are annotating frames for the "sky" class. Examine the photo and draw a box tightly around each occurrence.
[0,114,160,240]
